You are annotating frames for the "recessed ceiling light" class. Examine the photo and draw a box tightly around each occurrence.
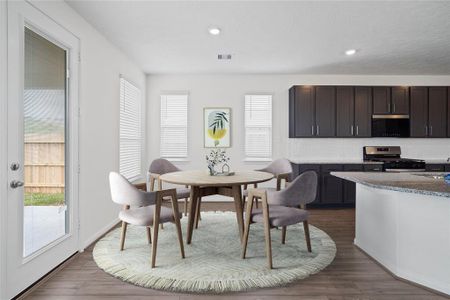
[345,49,357,56]
[209,27,221,35]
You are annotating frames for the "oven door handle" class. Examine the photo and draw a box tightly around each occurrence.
[384,168,426,172]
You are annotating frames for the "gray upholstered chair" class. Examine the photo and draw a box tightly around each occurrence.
[241,170,318,269]
[109,172,185,268]
[243,158,293,208]
[147,158,191,215]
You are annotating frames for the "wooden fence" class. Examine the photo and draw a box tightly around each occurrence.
[24,141,65,194]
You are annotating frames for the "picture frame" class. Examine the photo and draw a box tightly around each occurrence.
[203,107,231,148]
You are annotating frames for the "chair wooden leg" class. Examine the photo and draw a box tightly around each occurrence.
[120,221,127,251]
[241,196,254,259]
[146,227,152,244]
[195,197,202,229]
[303,221,312,253]
[281,226,287,244]
[170,190,185,259]
[184,198,188,216]
[151,197,162,268]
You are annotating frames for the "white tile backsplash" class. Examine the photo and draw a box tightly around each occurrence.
[288,138,450,161]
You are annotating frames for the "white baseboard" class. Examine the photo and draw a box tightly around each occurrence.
[80,218,119,251]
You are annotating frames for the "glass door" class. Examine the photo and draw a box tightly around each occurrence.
[23,27,68,258]
[7,1,79,298]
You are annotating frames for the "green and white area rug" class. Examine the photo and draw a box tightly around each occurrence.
[93,211,336,293]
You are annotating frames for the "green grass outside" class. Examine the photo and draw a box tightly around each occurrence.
[24,193,65,206]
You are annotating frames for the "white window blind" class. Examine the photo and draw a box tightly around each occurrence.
[119,77,142,181]
[245,95,272,159]
[160,94,188,158]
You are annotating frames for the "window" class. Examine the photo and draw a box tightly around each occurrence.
[119,77,142,181]
[245,94,272,160]
[160,94,188,158]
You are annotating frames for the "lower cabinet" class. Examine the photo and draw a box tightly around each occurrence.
[321,165,344,204]
[293,163,381,207]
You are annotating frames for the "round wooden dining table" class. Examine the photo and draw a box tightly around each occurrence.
[159,170,273,244]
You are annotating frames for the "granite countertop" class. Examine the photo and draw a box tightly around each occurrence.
[331,171,450,198]
[424,159,450,164]
[289,159,383,165]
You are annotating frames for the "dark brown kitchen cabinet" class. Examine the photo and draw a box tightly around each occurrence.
[445,165,450,172]
[373,86,409,115]
[410,87,428,137]
[425,164,445,172]
[354,87,372,137]
[410,87,448,138]
[336,87,354,137]
[289,86,315,137]
[373,87,391,114]
[320,165,343,204]
[315,86,336,137]
[391,86,410,114]
[428,87,447,138]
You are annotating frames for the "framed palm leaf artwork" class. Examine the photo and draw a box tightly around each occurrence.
[204,107,231,148]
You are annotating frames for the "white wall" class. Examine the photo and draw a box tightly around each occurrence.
[146,74,450,174]
[26,1,146,248]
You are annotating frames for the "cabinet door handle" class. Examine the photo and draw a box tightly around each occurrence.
[388,102,391,113]
[350,125,354,135]
[430,126,433,136]
[425,125,428,136]
[356,125,359,136]
[311,125,314,136]
[393,103,396,113]
[317,125,319,136]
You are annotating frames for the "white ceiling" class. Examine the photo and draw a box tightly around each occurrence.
[66,1,450,75]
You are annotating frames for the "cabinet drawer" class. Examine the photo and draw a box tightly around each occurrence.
[343,164,363,171]
[363,164,383,172]
[425,164,445,172]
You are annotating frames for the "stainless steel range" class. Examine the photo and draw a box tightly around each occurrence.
[363,146,425,172]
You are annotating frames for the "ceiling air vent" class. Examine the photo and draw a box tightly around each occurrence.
[218,54,232,60]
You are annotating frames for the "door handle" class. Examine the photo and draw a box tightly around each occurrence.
[356,125,359,136]
[388,102,391,113]
[10,162,20,171]
[425,125,428,136]
[311,125,314,136]
[350,125,354,135]
[316,125,319,136]
[10,180,24,189]
[393,103,396,113]
[430,126,433,136]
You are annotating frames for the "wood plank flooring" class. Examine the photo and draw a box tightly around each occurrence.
[23,204,447,300]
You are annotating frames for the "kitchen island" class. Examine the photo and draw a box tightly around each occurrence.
[331,172,450,296]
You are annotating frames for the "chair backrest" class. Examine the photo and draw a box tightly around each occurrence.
[109,172,156,207]
[258,158,293,177]
[149,158,180,175]
[268,171,318,207]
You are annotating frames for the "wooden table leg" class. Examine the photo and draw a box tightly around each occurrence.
[186,186,198,244]
[232,185,244,241]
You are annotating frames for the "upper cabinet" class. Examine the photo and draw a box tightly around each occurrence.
[373,87,391,114]
[354,87,372,137]
[373,86,409,115]
[289,86,315,137]
[289,85,448,138]
[428,87,447,137]
[315,86,336,137]
[410,87,448,138]
[289,86,336,137]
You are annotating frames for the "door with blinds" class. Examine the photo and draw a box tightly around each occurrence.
[6,2,79,298]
